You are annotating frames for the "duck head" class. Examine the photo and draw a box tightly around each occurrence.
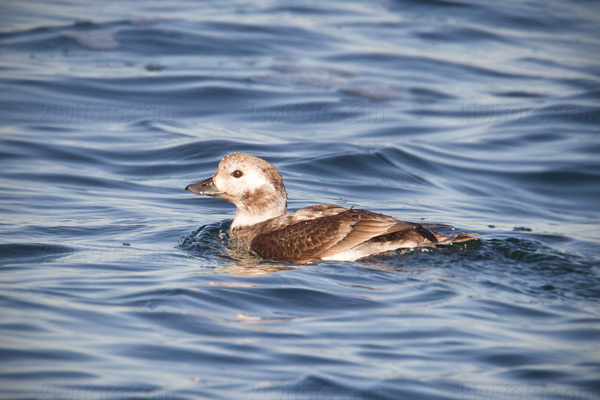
[186,153,288,228]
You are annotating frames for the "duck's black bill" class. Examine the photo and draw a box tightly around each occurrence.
[185,177,222,196]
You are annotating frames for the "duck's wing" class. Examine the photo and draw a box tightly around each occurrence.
[250,208,429,263]
[260,204,348,232]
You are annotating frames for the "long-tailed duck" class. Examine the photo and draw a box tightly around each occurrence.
[186,152,475,263]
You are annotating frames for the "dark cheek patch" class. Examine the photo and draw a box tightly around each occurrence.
[241,187,268,203]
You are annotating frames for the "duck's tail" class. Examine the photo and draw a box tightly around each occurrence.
[418,222,477,244]
[434,230,478,244]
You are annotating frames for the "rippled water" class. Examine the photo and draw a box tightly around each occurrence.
[1,1,599,399]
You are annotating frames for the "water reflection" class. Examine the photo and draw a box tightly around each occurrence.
[213,260,296,277]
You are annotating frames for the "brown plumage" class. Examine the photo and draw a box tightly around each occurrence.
[186,153,476,263]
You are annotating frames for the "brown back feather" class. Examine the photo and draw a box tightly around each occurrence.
[250,209,424,263]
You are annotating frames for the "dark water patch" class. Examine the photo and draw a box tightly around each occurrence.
[502,367,575,382]
[264,5,360,16]
[0,370,97,381]
[494,90,545,98]
[391,0,475,9]
[0,322,49,333]
[0,347,96,362]
[477,350,562,368]
[0,243,74,265]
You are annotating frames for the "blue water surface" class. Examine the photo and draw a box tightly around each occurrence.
[1,1,599,399]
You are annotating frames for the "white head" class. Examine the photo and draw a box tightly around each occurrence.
[186,153,287,228]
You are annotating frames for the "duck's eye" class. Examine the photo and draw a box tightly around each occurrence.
[232,170,243,178]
